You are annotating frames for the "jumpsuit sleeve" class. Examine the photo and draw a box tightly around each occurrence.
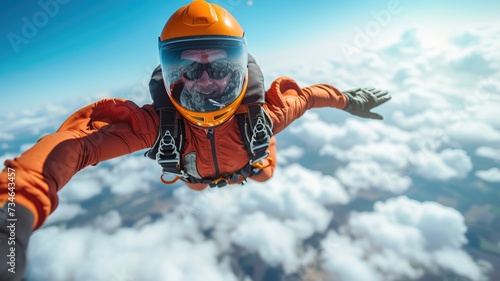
[263,77,348,135]
[0,98,158,230]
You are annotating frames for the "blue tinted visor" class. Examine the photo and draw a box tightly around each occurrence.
[159,36,248,112]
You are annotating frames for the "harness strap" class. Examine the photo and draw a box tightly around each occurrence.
[237,104,274,166]
[145,107,185,183]
[184,161,263,188]
[146,104,273,188]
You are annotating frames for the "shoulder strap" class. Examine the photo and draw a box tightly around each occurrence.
[145,105,186,179]
[145,65,186,180]
[237,103,273,166]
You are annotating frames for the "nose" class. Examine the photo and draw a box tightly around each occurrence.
[196,71,212,87]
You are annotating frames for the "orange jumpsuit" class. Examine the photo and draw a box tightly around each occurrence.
[0,77,347,230]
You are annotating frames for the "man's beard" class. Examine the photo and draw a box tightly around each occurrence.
[180,87,231,112]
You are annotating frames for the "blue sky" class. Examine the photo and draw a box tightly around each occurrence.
[1,0,499,113]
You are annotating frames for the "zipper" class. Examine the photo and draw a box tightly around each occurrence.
[206,129,220,177]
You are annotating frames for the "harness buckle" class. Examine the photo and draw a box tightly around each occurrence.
[210,176,228,188]
[249,119,271,154]
[157,131,178,158]
[251,157,273,169]
[248,117,272,168]
[249,151,270,166]
[157,130,187,184]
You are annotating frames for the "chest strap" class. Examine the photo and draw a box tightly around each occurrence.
[146,104,273,188]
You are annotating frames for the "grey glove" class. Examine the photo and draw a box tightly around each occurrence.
[343,88,391,120]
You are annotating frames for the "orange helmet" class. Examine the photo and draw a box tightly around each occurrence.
[158,0,248,128]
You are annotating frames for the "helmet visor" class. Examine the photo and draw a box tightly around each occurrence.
[159,36,248,113]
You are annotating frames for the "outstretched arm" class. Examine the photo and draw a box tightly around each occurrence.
[263,77,347,134]
[0,98,158,280]
[263,77,391,134]
[0,99,158,230]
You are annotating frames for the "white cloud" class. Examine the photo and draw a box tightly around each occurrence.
[277,145,305,165]
[320,196,488,281]
[440,149,474,177]
[0,132,14,141]
[321,232,383,281]
[393,110,446,131]
[230,212,302,272]
[475,168,500,182]
[2,115,51,135]
[462,75,500,129]
[384,28,421,57]
[369,197,467,249]
[29,158,349,281]
[446,121,500,145]
[289,114,383,150]
[474,101,500,129]
[321,142,412,168]
[171,163,349,272]
[432,249,485,280]
[475,146,500,161]
[28,214,237,281]
[177,163,349,221]
[0,100,82,138]
[288,112,349,147]
[44,203,86,225]
[391,63,422,86]
[411,148,472,181]
[335,161,412,194]
[105,154,159,195]
[93,210,122,234]
[449,51,495,75]
[318,129,418,196]
[58,167,105,202]
[451,31,481,47]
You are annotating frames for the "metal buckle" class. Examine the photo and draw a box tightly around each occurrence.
[250,119,270,154]
[157,131,180,165]
[157,131,178,158]
[210,177,228,188]
[157,130,187,181]
[249,151,270,166]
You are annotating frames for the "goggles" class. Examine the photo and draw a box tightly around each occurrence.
[181,61,230,81]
